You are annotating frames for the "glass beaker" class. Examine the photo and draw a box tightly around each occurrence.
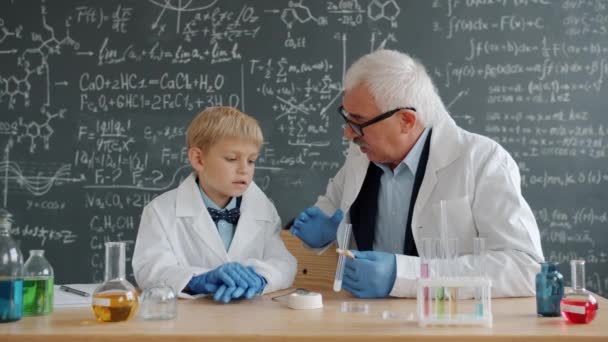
[560,259,598,324]
[140,281,177,320]
[92,242,138,322]
[23,250,54,316]
[0,209,23,323]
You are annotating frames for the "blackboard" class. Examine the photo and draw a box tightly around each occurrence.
[1,0,607,296]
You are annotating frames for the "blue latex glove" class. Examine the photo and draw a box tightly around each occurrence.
[214,266,267,303]
[342,250,396,298]
[187,263,250,295]
[290,206,343,248]
[244,266,267,298]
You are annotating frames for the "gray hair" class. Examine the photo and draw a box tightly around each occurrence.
[343,49,448,127]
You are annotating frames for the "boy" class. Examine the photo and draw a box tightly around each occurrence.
[132,106,297,303]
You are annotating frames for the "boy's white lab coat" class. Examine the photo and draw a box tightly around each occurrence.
[315,116,544,298]
[132,173,297,297]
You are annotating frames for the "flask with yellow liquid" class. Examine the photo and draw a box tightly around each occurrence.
[92,242,138,322]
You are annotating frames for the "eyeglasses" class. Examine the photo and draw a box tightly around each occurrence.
[337,105,417,136]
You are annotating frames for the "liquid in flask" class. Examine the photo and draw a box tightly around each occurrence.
[22,250,54,316]
[92,242,138,322]
[560,259,598,324]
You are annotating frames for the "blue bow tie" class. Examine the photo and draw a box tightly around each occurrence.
[207,207,240,225]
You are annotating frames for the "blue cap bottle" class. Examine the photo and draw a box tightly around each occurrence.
[536,261,564,317]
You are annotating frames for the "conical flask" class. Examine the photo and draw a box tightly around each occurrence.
[23,250,54,316]
[92,242,138,322]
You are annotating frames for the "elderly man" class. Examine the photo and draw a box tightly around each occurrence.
[291,49,544,298]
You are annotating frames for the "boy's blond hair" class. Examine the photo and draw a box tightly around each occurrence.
[186,106,263,150]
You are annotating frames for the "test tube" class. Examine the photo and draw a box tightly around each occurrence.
[473,237,486,317]
[446,238,459,317]
[436,201,448,318]
[420,238,434,317]
[333,223,352,292]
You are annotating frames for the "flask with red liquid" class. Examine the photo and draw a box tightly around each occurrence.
[560,259,598,324]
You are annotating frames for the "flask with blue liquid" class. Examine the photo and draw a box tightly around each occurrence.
[536,261,564,317]
[0,209,23,323]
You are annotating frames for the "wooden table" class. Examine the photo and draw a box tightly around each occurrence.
[2,290,606,341]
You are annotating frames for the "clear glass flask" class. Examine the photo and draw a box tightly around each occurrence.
[23,250,54,316]
[92,242,138,322]
[560,259,598,324]
[535,261,563,317]
[0,209,23,323]
[140,281,177,320]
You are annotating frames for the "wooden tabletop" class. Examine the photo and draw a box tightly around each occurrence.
[2,290,606,341]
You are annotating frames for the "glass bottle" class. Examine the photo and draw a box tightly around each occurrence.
[23,250,54,316]
[0,209,23,323]
[92,242,138,322]
[140,281,177,320]
[535,261,564,317]
[560,259,598,324]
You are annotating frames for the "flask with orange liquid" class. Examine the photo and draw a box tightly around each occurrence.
[92,242,138,322]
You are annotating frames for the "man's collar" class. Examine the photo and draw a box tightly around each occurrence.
[374,127,430,175]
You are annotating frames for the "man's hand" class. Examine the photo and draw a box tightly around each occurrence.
[342,250,396,298]
[290,206,343,248]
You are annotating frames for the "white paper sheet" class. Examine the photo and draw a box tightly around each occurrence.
[53,284,99,308]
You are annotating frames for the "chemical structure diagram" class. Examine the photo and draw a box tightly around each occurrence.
[0,0,75,153]
[0,1,79,109]
[0,18,22,44]
[368,0,400,28]
[16,106,67,153]
[280,0,328,29]
[272,0,400,30]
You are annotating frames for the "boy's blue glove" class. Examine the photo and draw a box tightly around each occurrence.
[342,250,396,298]
[187,262,250,295]
[214,266,267,304]
[290,206,343,248]
[243,266,266,298]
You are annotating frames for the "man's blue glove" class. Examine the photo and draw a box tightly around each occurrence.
[187,262,251,295]
[342,250,396,298]
[290,206,343,248]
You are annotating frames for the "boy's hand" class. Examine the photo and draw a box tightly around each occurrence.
[291,206,343,248]
[213,265,266,304]
[187,262,245,294]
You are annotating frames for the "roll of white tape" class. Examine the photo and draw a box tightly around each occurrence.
[287,291,323,310]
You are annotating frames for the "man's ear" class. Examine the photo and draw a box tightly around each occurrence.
[188,147,204,172]
[398,109,417,133]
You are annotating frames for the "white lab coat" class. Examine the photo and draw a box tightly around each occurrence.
[315,116,544,298]
[132,173,297,297]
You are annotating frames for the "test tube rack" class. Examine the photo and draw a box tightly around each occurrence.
[416,276,492,327]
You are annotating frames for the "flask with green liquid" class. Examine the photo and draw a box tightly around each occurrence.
[23,250,54,316]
